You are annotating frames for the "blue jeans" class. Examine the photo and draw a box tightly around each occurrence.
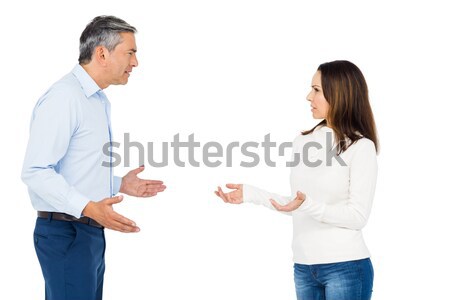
[34,217,106,300]
[294,258,374,300]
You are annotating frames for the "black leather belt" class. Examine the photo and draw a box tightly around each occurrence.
[37,211,104,229]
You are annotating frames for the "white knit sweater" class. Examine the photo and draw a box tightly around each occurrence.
[243,125,378,265]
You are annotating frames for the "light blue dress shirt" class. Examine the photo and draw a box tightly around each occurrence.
[22,64,122,218]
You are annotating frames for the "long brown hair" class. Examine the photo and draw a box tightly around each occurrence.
[303,60,379,154]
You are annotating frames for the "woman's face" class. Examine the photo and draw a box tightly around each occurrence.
[306,71,329,120]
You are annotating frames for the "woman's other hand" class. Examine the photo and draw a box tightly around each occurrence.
[270,191,305,212]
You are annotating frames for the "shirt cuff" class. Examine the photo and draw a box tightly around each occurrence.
[113,176,122,195]
[65,187,91,218]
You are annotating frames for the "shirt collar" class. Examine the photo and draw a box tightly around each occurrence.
[71,64,102,98]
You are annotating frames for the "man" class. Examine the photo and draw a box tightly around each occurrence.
[21,16,166,300]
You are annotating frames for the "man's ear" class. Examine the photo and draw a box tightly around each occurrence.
[94,46,109,66]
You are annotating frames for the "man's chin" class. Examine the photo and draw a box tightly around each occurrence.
[111,79,129,86]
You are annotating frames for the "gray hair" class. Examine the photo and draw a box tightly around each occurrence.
[78,15,137,64]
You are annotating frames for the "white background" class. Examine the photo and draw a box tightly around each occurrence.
[1,0,449,299]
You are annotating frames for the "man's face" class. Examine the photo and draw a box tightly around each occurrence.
[105,32,138,85]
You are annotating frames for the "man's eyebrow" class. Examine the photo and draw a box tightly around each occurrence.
[129,48,137,53]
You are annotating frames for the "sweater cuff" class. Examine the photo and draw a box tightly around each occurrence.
[298,195,325,220]
[242,184,257,204]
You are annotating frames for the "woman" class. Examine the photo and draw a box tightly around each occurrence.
[215,60,378,300]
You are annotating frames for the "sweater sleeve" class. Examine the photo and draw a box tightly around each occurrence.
[243,184,292,215]
[298,140,378,230]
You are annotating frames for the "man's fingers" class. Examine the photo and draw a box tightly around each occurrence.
[141,192,156,197]
[107,211,139,232]
[105,195,123,204]
[145,183,166,191]
[97,196,142,233]
[137,184,166,197]
[111,211,136,227]
[144,180,164,185]
[131,165,145,175]
[98,210,140,233]
[108,220,140,233]
[140,182,166,194]
[137,179,164,187]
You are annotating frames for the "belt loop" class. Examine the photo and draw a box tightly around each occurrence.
[47,212,53,222]
[87,218,92,226]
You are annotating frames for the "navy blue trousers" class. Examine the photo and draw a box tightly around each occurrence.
[34,217,106,300]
